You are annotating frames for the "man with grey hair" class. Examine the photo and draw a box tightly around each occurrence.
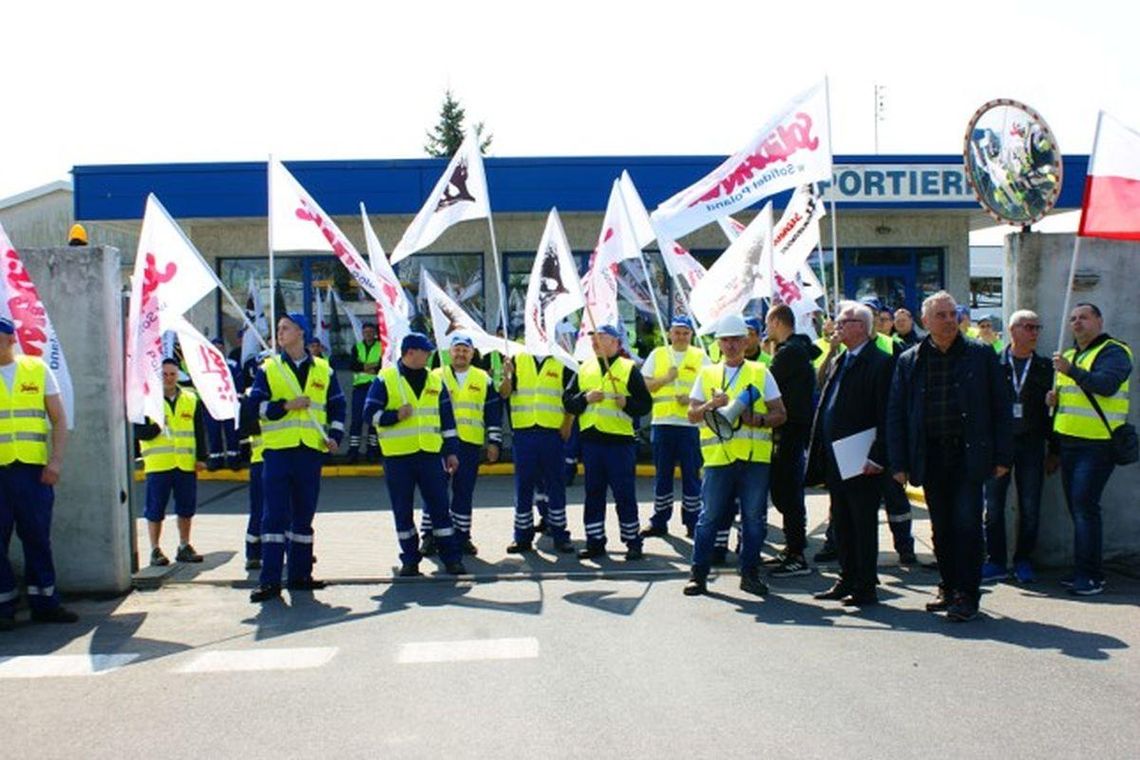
[888,291,1012,622]
[982,309,1054,584]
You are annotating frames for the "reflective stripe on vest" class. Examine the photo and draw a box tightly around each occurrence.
[377,366,443,455]
[261,355,331,451]
[139,390,198,473]
[1055,339,1133,440]
[648,345,704,425]
[435,365,488,445]
[512,354,564,429]
[698,361,773,466]
[247,433,265,465]
[353,341,382,386]
[0,356,50,466]
[579,357,634,436]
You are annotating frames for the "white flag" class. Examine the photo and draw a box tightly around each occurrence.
[689,202,774,329]
[656,232,707,293]
[0,222,76,428]
[619,171,656,249]
[595,179,643,269]
[422,270,518,360]
[391,130,491,263]
[772,184,827,280]
[721,209,824,306]
[572,252,622,362]
[651,80,833,239]
[314,286,331,354]
[328,286,364,345]
[269,160,386,304]
[125,195,219,425]
[524,209,584,370]
[360,203,413,367]
[173,317,238,421]
[240,276,266,367]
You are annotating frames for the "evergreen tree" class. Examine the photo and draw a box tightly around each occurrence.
[424,90,493,157]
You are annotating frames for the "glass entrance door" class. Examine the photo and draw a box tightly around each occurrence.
[844,264,915,313]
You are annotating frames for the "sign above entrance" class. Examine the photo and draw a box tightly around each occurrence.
[818,164,975,204]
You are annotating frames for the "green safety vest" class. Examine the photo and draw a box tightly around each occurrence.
[579,356,634,436]
[1054,339,1132,440]
[698,361,772,467]
[0,355,50,466]
[512,354,564,430]
[376,366,443,456]
[353,341,382,386]
[435,365,488,446]
[260,356,331,451]
[647,345,705,425]
[139,389,198,474]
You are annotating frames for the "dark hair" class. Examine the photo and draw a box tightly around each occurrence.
[161,358,180,368]
[1073,302,1102,318]
[767,303,795,330]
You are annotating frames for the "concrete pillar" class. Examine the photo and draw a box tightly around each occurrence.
[18,246,133,594]
[1005,232,1140,569]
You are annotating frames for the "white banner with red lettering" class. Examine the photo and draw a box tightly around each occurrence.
[651,80,832,239]
[360,203,412,367]
[595,179,643,269]
[0,222,75,428]
[689,202,774,329]
[172,317,238,421]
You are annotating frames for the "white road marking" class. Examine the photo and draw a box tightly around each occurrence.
[396,637,539,664]
[178,647,338,673]
[0,654,139,678]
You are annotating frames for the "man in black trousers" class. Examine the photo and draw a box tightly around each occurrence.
[888,291,1012,622]
[807,301,894,606]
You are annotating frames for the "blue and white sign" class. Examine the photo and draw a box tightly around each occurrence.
[819,164,973,203]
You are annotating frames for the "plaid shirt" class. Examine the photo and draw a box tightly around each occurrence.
[923,334,965,439]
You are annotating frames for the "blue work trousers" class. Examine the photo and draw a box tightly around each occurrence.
[692,461,771,574]
[246,462,264,560]
[650,425,702,531]
[205,414,240,464]
[1060,440,1116,585]
[0,463,61,615]
[384,452,461,566]
[260,447,323,587]
[420,441,481,539]
[581,439,641,549]
[512,428,569,543]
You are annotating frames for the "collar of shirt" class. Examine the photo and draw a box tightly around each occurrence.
[281,350,312,368]
[845,339,870,358]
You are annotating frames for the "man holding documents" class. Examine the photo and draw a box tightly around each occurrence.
[807,302,894,606]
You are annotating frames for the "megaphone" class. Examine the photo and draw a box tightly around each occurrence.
[703,385,760,442]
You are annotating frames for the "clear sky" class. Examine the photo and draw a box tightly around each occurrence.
[3,0,1136,214]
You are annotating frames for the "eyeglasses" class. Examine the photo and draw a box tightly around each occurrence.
[1016,324,1043,332]
[836,319,862,326]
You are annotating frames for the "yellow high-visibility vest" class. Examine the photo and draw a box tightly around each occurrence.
[698,361,773,466]
[512,354,564,430]
[0,355,50,466]
[647,345,705,425]
[1055,339,1133,440]
[139,389,198,474]
[377,366,443,456]
[578,356,635,436]
[435,365,489,446]
[353,341,382,386]
[260,356,331,451]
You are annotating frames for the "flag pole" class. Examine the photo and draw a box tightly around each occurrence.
[615,184,667,340]
[267,155,277,353]
[824,77,841,312]
[1055,237,1082,355]
[485,214,512,353]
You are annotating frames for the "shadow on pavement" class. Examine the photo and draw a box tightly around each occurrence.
[369,579,545,618]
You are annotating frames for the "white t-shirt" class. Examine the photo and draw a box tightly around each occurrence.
[641,347,711,378]
[689,362,782,403]
[0,358,60,396]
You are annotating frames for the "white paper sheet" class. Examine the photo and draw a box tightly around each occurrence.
[831,428,877,480]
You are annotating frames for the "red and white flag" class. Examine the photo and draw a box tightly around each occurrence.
[172,317,237,421]
[652,80,833,240]
[360,203,412,367]
[595,179,643,269]
[392,130,491,263]
[524,209,584,370]
[269,160,386,303]
[689,202,774,329]
[1079,111,1140,241]
[572,250,622,362]
[125,195,219,426]
[720,206,825,307]
[656,231,707,292]
[314,286,331,355]
[0,222,75,428]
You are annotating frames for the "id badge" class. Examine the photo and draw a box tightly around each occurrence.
[1012,402,1023,419]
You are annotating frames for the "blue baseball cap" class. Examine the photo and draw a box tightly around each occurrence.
[0,316,13,335]
[859,296,885,313]
[590,324,622,339]
[450,333,474,348]
[670,315,694,331]
[955,305,970,322]
[744,316,763,335]
[401,332,435,353]
[283,312,312,342]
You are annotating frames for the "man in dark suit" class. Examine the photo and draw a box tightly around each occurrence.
[887,292,1012,622]
[807,301,894,606]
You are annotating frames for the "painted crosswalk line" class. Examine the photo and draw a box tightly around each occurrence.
[396,637,539,664]
[177,647,338,673]
[0,654,139,678]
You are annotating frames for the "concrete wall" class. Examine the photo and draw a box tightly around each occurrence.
[1005,232,1140,569]
[17,246,133,594]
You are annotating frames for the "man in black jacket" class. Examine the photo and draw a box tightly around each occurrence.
[807,301,894,605]
[765,304,820,578]
[887,292,1012,622]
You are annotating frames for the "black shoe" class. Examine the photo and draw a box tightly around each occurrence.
[898,551,918,566]
[176,544,204,563]
[206,459,222,472]
[0,614,14,632]
[287,578,327,591]
[710,548,729,567]
[366,447,382,463]
[420,535,438,557]
[553,538,576,554]
[769,555,812,578]
[397,563,422,578]
[684,525,695,538]
[461,539,479,556]
[740,571,769,597]
[925,588,953,612]
[250,584,282,603]
[946,593,979,622]
[245,558,262,571]
[842,591,879,606]
[625,545,644,561]
[683,570,708,596]
[150,547,170,567]
[813,583,852,601]
[639,524,667,538]
[762,552,787,566]
[535,519,549,535]
[30,606,79,624]
[506,541,533,554]
[346,449,360,465]
[577,544,606,560]
[444,561,468,576]
[814,546,838,563]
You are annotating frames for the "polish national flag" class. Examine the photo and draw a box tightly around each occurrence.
[1079,111,1140,241]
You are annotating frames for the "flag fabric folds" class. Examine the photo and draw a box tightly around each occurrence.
[173,317,238,421]
[523,209,584,369]
[361,203,412,366]
[0,222,76,428]
[240,276,266,367]
[421,270,519,359]
[1079,111,1140,241]
[651,80,833,239]
[314,286,331,355]
[391,130,491,263]
[688,202,774,329]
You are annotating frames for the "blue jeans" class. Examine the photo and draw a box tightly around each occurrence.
[983,435,1045,565]
[1060,440,1115,584]
[691,461,770,573]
